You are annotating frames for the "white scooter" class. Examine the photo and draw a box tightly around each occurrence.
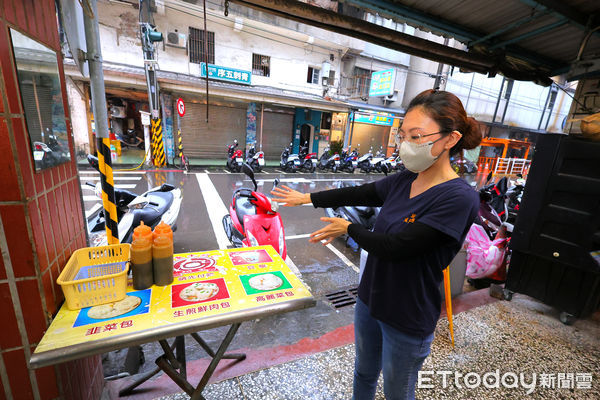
[85,155,182,247]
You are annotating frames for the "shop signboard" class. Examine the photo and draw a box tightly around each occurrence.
[34,246,311,354]
[369,68,396,96]
[353,112,394,126]
[200,63,251,85]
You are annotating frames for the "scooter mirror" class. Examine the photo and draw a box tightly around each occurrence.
[273,178,280,189]
[242,163,257,190]
[87,154,100,172]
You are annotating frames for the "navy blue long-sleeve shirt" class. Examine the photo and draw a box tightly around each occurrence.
[311,171,479,337]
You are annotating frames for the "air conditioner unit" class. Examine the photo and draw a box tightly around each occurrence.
[109,105,126,118]
[383,90,398,103]
[166,31,187,48]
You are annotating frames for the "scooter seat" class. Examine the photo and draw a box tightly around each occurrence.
[235,195,256,229]
[131,191,174,229]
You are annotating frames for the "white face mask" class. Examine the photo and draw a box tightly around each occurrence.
[399,138,445,173]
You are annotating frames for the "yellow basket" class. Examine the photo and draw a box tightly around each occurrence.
[57,244,131,310]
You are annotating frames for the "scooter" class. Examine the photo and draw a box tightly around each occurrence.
[506,177,525,224]
[280,142,301,172]
[317,146,340,172]
[85,155,182,247]
[246,142,265,172]
[118,129,144,149]
[382,149,397,172]
[298,141,317,173]
[339,147,358,173]
[357,146,373,172]
[222,164,287,259]
[226,140,244,172]
[371,147,387,173]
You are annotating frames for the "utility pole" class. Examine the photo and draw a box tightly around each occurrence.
[83,0,119,244]
[139,0,166,167]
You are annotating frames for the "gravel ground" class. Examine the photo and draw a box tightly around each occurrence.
[158,293,600,400]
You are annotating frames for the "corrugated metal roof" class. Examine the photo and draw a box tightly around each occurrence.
[342,0,600,80]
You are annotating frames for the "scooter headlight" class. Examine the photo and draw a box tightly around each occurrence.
[246,230,259,247]
[278,229,285,254]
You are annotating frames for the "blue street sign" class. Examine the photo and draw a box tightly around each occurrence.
[200,63,252,85]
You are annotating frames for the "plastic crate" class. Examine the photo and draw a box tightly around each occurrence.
[57,244,131,310]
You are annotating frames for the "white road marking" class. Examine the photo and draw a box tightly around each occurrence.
[83,195,100,202]
[204,169,210,174]
[275,170,287,174]
[285,233,311,240]
[81,184,138,190]
[85,203,102,218]
[326,243,360,273]
[223,169,231,174]
[196,173,230,250]
[262,170,270,174]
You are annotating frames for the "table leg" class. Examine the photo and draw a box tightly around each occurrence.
[190,323,245,400]
[176,336,187,379]
[118,338,178,396]
[191,332,246,360]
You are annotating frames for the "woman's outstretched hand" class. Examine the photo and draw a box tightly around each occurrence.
[270,185,311,207]
[309,217,352,245]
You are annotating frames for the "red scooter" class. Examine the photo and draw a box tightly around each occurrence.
[222,164,287,259]
[226,139,244,172]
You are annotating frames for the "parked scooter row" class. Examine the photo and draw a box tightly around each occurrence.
[226,140,405,174]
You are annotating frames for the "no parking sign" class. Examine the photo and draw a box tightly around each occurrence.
[176,98,185,117]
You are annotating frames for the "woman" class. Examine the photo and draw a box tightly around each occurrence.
[271,90,481,400]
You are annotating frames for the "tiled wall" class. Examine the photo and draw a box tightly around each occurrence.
[0,1,104,399]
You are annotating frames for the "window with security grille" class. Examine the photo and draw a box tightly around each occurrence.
[188,27,214,64]
[252,53,270,77]
[307,66,320,84]
[354,67,372,98]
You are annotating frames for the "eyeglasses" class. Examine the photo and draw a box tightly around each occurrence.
[395,130,450,144]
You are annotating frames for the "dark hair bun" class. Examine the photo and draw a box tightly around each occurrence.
[461,117,482,151]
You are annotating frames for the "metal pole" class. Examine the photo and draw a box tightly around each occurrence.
[259,103,264,150]
[203,0,209,123]
[538,85,552,130]
[83,0,118,244]
[491,77,506,123]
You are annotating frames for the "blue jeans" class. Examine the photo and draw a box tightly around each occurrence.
[353,298,434,400]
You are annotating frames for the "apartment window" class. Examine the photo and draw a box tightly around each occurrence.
[307,66,320,84]
[252,53,270,77]
[189,27,214,64]
[328,69,336,85]
[354,66,371,98]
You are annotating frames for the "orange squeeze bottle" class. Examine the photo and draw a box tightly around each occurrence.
[132,221,152,242]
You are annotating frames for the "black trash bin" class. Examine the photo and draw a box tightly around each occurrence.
[505,133,600,324]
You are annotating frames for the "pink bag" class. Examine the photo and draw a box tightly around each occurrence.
[464,224,507,279]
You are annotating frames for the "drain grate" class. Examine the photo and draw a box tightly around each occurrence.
[324,286,359,309]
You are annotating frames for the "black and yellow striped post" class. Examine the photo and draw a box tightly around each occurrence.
[151,117,166,167]
[96,138,119,244]
[177,128,184,159]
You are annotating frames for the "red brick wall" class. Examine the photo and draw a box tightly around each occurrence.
[0,1,103,399]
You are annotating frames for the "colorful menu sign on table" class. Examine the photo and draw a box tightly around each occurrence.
[34,246,312,354]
